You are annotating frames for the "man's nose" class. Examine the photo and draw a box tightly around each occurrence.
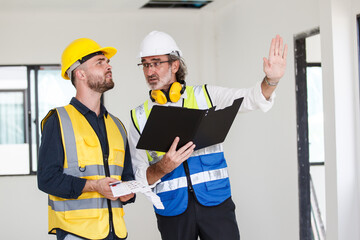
[106,63,112,70]
[146,66,156,75]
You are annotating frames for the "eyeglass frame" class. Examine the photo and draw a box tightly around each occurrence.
[137,60,171,70]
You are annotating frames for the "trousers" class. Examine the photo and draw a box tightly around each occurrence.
[156,192,240,240]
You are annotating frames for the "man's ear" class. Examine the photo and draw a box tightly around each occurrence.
[75,69,86,80]
[172,59,180,73]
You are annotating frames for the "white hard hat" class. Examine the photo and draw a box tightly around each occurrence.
[138,31,182,58]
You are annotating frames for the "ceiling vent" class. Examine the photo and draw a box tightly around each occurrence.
[141,0,213,9]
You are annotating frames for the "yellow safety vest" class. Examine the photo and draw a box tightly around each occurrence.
[41,104,128,239]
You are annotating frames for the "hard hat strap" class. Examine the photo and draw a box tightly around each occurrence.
[78,51,103,64]
[66,61,81,81]
[169,51,180,57]
[66,51,104,80]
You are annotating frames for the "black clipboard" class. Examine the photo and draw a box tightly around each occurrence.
[136,97,243,152]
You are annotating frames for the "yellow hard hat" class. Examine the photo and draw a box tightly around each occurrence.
[61,38,117,80]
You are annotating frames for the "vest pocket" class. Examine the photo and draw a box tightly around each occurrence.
[80,136,102,165]
[199,152,227,170]
[204,178,230,191]
[158,190,177,201]
[113,149,125,167]
[83,135,98,147]
[199,153,229,192]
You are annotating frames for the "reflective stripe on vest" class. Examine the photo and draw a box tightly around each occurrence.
[192,143,223,156]
[154,167,228,194]
[57,107,79,176]
[134,104,147,133]
[109,113,127,148]
[56,107,127,178]
[193,85,209,109]
[49,197,123,211]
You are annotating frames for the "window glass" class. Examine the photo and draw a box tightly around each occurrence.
[0,91,25,144]
[307,65,326,231]
[31,66,75,172]
[307,66,324,164]
[38,67,75,121]
[0,67,29,175]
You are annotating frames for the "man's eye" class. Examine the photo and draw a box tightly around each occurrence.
[154,62,161,67]
[144,63,150,68]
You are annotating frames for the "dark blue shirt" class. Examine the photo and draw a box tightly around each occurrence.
[37,97,135,240]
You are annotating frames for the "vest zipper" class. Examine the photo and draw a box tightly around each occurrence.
[183,160,194,192]
[104,153,115,236]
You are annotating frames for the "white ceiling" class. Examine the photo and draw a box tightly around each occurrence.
[0,0,235,12]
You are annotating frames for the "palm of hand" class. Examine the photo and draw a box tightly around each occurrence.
[263,35,288,81]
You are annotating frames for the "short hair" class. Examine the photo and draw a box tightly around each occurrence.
[168,54,187,83]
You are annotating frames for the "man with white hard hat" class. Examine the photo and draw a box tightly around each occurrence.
[129,31,288,239]
[38,38,135,240]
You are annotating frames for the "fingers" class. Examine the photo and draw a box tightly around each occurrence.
[263,57,269,69]
[178,141,195,161]
[181,144,196,161]
[268,35,287,61]
[275,35,280,55]
[278,36,283,56]
[119,193,135,202]
[162,139,195,172]
[283,44,288,61]
[169,136,180,152]
[269,37,276,58]
[178,140,194,152]
[97,178,119,200]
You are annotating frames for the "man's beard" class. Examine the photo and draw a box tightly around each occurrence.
[147,67,172,90]
[87,71,114,93]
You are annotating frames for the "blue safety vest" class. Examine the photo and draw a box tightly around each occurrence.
[131,85,231,216]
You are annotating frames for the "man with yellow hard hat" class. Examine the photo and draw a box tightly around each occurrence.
[129,31,288,240]
[37,38,135,240]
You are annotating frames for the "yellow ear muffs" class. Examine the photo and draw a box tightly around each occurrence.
[149,81,186,104]
[150,90,168,105]
[168,82,183,103]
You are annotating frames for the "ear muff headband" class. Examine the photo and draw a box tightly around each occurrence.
[149,81,186,104]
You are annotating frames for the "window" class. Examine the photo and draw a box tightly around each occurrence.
[294,28,326,240]
[0,65,75,176]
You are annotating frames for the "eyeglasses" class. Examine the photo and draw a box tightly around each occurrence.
[137,61,170,70]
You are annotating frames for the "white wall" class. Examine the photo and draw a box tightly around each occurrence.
[0,0,359,239]
[319,0,360,239]
[212,0,319,239]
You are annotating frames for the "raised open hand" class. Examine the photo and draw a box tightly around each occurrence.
[263,35,288,83]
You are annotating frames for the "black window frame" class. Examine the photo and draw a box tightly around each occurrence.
[294,27,322,240]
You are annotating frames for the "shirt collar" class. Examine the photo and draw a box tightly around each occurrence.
[70,97,108,117]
